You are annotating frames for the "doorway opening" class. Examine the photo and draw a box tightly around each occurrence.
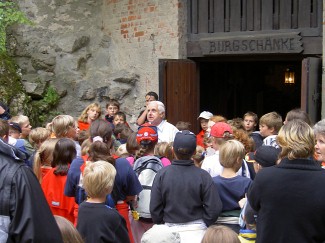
[199,61,301,120]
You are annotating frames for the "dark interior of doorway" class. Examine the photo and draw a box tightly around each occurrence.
[200,61,301,120]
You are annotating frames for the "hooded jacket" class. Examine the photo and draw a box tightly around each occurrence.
[0,139,63,242]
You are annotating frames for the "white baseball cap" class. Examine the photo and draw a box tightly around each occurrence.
[197,111,213,120]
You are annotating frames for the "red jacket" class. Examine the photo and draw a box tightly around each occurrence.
[78,121,90,131]
[196,130,206,148]
[41,168,76,223]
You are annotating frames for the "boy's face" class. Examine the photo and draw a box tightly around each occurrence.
[106,105,119,117]
[259,124,274,138]
[206,120,216,135]
[21,121,32,138]
[87,107,100,121]
[200,119,209,131]
[145,95,156,107]
[244,115,256,132]
[113,115,125,126]
[315,133,325,161]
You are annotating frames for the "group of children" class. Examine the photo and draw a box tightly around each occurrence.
[1,94,321,243]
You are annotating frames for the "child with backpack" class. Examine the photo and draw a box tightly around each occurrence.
[132,124,165,242]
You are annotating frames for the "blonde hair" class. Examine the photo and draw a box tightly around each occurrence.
[81,139,91,156]
[83,161,116,198]
[154,142,173,161]
[29,127,51,148]
[54,215,83,243]
[33,138,59,182]
[219,139,245,168]
[51,115,75,138]
[10,115,29,126]
[78,103,102,123]
[259,111,283,133]
[201,225,240,243]
[277,120,314,160]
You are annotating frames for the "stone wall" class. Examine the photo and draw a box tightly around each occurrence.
[10,0,187,129]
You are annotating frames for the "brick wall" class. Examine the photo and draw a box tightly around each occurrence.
[102,0,187,102]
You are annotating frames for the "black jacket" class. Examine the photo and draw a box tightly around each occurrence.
[248,158,325,243]
[0,139,63,243]
[150,159,222,226]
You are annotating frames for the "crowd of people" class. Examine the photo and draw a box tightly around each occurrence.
[1,92,325,243]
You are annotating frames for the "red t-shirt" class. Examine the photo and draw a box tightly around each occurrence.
[196,129,206,148]
[41,168,76,223]
[78,121,90,131]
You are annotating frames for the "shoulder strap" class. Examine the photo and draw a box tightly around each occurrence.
[134,156,163,174]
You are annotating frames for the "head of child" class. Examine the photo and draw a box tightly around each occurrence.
[114,123,132,143]
[145,91,158,106]
[33,138,59,182]
[243,112,258,133]
[28,127,51,149]
[250,145,280,173]
[136,124,158,158]
[176,121,191,131]
[210,122,234,151]
[191,145,205,167]
[228,118,244,130]
[277,119,314,161]
[52,115,77,139]
[83,161,117,201]
[126,132,140,156]
[8,122,22,139]
[113,111,126,126]
[259,111,282,138]
[197,111,213,132]
[90,119,113,146]
[51,138,76,176]
[10,115,32,139]
[106,99,120,117]
[154,141,173,161]
[219,140,245,173]
[284,108,312,126]
[88,141,115,165]
[54,215,83,243]
[201,225,240,243]
[79,103,101,123]
[172,130,196,160]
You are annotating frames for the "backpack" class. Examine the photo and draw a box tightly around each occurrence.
[133,155,163,219]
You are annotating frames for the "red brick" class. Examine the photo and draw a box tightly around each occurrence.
[135,31,144,37]
[128,15,137,21]
[121,17,128,22]
[121,23,128,29]
[121,29,128,34]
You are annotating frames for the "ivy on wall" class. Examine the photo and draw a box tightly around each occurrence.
[0,1,31,53]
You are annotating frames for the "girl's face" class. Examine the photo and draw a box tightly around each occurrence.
[315,133,325,161]
[113,115,125,126]
[200,119,209,131]
[87,107,100,121]
[106,105,119,117]
[66,121,79,139]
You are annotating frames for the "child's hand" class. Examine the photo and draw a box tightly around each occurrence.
[238,197,247,208]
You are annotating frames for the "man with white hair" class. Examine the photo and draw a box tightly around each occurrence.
[146,101,179,143]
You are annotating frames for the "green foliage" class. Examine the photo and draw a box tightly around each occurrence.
[0,1,32,53]
[29,86,61,126]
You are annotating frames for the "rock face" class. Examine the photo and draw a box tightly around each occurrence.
[8,0,187,129]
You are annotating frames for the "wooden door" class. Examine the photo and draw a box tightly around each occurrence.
[159,59,200,134]
[301,57,321,124]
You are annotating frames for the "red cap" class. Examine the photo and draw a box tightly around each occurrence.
[210,122,233,138]
[136,123,158,145]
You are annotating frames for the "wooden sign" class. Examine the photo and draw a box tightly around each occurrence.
[200,32,303,55]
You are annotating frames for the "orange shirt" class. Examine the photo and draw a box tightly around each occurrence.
[78,121,90,131]
[196,130,206,148]
[41,168,76,223]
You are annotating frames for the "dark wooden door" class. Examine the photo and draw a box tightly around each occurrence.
[159,59,200,134]
[301,57,321,124]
